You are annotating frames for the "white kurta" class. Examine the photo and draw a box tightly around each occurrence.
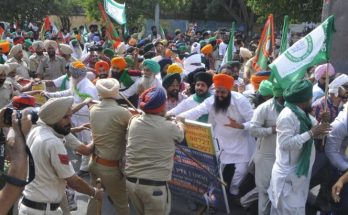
[168,95,202,116]
[250,98,279,215]
[119,76,163,99]
[268,106,317,214]
[179,91,255,164]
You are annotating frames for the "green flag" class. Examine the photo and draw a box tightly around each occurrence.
[252,14,275,72]
[270,15,335,89]
[159,25,166,40]
[104,0,127,25]
[83,24,89,43]
[280,15,289,54]
[221,22,235,66]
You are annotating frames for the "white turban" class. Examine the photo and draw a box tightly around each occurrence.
[8,44,23,58]
[0,64,9,75]
[191,42,201,54]
[240,47,252,59]
[96,78,120,99]
[39,96,74,125]
[329,74,348,96]
[59,44,73,55]
[44,40,58,50]
[32,41,44,51]
[116,42,126,55]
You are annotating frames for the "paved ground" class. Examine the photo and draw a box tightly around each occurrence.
[68,149,248,215]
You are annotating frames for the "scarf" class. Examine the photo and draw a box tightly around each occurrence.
[73,86,92,100]
[119,70,135,88]
[273,97,284,113]
[60,74,69,91]
[193,92,211,123]
[285,102,313,177]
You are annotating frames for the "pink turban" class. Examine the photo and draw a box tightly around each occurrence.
[314,63,335,81]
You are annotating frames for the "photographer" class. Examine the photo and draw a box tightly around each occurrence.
[82,43,110,69]
[0,108,32,215]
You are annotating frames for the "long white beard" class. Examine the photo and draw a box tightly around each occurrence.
[138,76,155,94]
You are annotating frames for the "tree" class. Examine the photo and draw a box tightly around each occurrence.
[204,0,256,31]
[246,0,322,26]
[0,0,81,27]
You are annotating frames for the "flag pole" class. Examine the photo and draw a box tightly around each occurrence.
[322,61,330,147]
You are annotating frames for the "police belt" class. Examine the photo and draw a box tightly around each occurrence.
[22,197,60,211]
[92,154,119,167]
[126,177,167,186]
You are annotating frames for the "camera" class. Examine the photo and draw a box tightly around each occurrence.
[3,107,39,126]
[87,45,103,52]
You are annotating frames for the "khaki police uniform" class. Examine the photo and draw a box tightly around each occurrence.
[125,114,184,215]
[0,80,13,108]
[37,56,66,81]
[6,57,30,79]
[19,121,75,215]
[86,99,132,215]
[29,53,46,76]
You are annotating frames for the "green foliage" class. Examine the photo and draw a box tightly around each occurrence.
[246,0,322,26]
[0,0,81,22]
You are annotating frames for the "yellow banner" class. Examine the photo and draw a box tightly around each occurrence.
[32,83,46,105]
[185,121,214,155]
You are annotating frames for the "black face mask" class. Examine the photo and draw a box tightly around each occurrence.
[53,123,71,136]
[152,31,157,36]
[0,78,5,85]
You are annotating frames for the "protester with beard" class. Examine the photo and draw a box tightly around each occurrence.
[162,70,187,111]
[147,25,161,42]
[37,40,66,81]
[110,56,141,91]
[268,79,331,215]
[59,44,77,64]
[168,72,212,122]
[120,59,163,100]
[18,97,103,214]
[28,41,46,78]
[178,74,255,198]
[312,63,335,103]
[92,60,110,84]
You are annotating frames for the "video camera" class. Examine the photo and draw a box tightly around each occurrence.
[3,107,39,126]
[87,45,103,52]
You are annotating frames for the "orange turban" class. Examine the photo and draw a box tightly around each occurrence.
[250,73,270,91]
[71,61,86,69]
[111,57,127,71]
[128,38,137,46]
[201,44,213,56]
[95,60,110,74]
[213,74,234,91]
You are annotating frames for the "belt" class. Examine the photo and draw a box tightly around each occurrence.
[92,154,119,167]
[22,197,60,211]
[126,177,167,186]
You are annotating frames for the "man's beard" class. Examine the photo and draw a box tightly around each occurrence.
[99,74,108,79]
[36,51,43,56]
[318,81,325,91]
[48,51,55,58]
[140,76,155,91]
[52,123,71,136]
[167,89,179,100]
[111,70,121,80]
[0,78,5,86]
[214,92,231,114]
[303,104,312,114]
[195,89,208,97]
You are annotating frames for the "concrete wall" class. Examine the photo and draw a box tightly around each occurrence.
[322,0,348,73]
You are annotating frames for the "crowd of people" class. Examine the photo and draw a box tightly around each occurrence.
[0,19,348,215]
